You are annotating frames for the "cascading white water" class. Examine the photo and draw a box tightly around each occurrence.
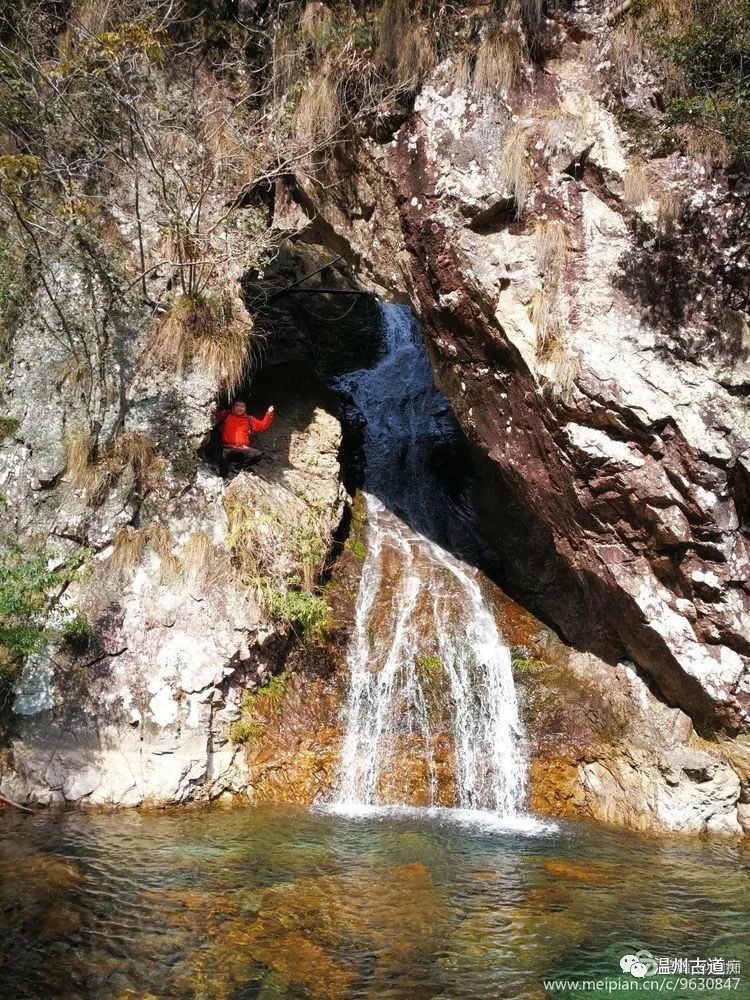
[332,303,527,816]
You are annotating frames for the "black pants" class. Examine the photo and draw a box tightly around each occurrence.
[220,446,262,478]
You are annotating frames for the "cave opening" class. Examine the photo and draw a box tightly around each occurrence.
[237,246,494,578]
[233,243,630,683]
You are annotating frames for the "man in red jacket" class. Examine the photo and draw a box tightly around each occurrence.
[215,399,275,479]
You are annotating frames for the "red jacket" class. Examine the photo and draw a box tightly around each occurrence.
[216,408,274,448]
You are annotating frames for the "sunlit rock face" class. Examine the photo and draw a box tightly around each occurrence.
[394,66,750,738]
[271,5,750,817]
[1,399,345,807]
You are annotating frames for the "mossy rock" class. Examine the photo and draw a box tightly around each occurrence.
[0,416,20,442]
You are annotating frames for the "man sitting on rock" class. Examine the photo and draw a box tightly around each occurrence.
[215,399,275,479]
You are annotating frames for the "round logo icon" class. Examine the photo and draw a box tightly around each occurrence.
[620,950,657,978]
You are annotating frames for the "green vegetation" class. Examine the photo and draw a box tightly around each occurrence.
[268,588,330,641]
[348,538,367,559]
[0,415,19,442]
[230,673,287,745]
[511,654,550,673]
[662,0,750,163]
[622,0,750,164]
[510,645,550,673]
[0,542,90,673]
[415,654,442,679]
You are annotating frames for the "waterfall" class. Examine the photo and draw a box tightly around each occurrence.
[332,304,527,816]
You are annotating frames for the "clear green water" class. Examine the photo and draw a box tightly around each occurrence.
[1,805,748,999]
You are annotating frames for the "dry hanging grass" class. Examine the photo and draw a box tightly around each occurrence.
[534,221,567,353]
[547,342,581,401]
[223,479,326,595]
[193,321,248,396]
[294,68,341,142]
[299,1,334,53]
[378,0,407,69]
[181,530,213,580]
[65,430,107,501]
[151,295,198,371]
[223,488,270,597]
[656,189,685,236]
[147,522,182,586]
[271,24,301,100]
[182,531,235,591]
[111,431,154,475]
[296,514,328,592]
[682,126,731,173]
[623,158,650,205]
[511,0,543,36]
[535,107,589,160]
[151,291,251,393]
[66,426,156,506]
[530,289,563,352]
[109,525,148,575]
[453,50,472,89]
[534,219,567,281]
[500,125,533,214]
[66,430,95,489]
[474,28,525,96]
[609,22,644,89]
[395,24,436,88]
[378,0,436,90]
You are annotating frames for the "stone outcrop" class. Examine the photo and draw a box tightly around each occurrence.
[497,591,746,836]
[1,381,345,806]
[269,5,750,824]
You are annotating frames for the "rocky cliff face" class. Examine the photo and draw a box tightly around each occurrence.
[264,4,750,830]
[0,286,346,805]
[2,1,749,834]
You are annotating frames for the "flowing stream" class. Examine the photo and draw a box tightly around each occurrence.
[332,304,526,816]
